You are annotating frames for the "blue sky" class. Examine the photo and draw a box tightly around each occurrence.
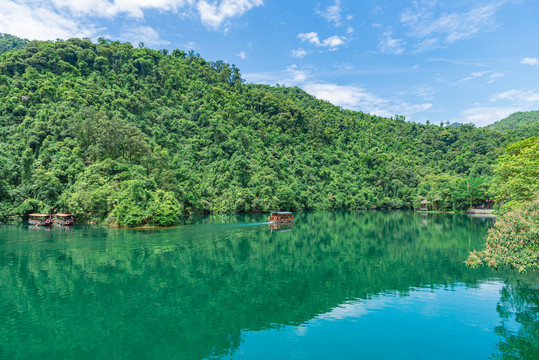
[1,0,538,126]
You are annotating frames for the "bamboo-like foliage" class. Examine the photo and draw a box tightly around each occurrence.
[0,36,535,226]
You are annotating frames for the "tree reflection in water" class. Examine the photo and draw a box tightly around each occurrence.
[0,211,536,359]
[493,277,539,359]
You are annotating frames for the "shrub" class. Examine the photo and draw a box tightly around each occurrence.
[466,200,539,273]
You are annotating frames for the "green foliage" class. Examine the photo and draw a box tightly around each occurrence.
[488,110,539,138]
[0,36,519,226]
[108,180,182,227]
[466,200,539,272]
[0,33,29,54]
[493,279,539,360]
[491,137,539,211]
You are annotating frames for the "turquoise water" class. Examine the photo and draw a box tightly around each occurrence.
[0,211,537,359]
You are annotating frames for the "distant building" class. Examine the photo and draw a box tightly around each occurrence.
[419,199,430,212]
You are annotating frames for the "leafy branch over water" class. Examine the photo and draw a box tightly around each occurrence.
[467,137,539,272]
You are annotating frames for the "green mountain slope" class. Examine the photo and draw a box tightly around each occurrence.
[0,38,523,226]
[0,33,29,55]
[487,110,539,137]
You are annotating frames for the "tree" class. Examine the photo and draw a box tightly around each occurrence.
[492,137,539,212]
[466,200,539,273]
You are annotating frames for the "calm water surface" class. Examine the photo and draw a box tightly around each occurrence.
[0,211,537,359]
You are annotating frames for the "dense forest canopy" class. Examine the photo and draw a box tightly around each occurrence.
[487,110,539,139]
[0,33,29,55]
[0,36,536,226]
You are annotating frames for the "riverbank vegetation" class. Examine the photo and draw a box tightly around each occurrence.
[467,137,539,272]
[0,36,537,226]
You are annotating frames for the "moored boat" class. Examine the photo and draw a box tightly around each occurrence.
[55,213,75,226]
[268,211,294,223]
[28,214,54,226]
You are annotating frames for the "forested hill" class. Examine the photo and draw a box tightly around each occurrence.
[0,33,29,55]
[487,110,539,137]
[0,38,528,226]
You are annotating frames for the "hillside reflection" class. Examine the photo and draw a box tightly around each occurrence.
[0,211,536,359]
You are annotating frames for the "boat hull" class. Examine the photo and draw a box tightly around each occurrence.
[29,219,53,226]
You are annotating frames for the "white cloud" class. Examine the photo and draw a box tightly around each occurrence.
[401,2,503,52]
[183,41,197,50]
[197,0,263,28]
[291,49,308,58]
[334,62,354,71]
[49,0,192,18]
[243,68,432,119]
[461,88,539,126]
[285,65,308,83]
[298,32,346,51]
[303,82,432,118]
[490,89,539,104]
[413,38,439,53]
[487,72,504,83]
[460,106,520,127]
[521,57,539,66]
[413,85,438,101]
[0,1,99,40]
[236,51,247,59]
[0,0,261,41]
[454,70,504,85]
[317,0,343,27]
[378,31,405,55]
[119,25,170,47]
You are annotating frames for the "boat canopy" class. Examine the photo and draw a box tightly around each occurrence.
[28,213,51,217]
[55,213,73,217]
[271,211,293,215]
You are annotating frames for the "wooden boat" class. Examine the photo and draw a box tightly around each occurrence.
[28,214,54,226]
[268,211,294,223]
[55,213,75,226]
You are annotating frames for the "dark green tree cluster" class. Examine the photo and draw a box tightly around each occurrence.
[0,33,29,55]
[0,37,532,226]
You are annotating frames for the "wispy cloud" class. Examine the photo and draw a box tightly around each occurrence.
[317,0,343,27]
[119,25,170,47]
[460,106,520,127]
[378,30,405,54]
[454,71,504,85]
[0,1,99,40]
[298,32,346,51]
[461,88,539,126]
[0,0,262,40]
[197,0,263,29]
[521,57,539,66]
[49,0,193,18]
[236,51,247,59]
[304,83,432,118]
[285,65,309,83]
[243,67,431,119]
[401,2,504,52]
[291,49,308,58]
[412,85,438,101]
[490,89,539,104]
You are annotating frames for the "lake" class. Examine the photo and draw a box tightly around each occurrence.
[0,211,537,359]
